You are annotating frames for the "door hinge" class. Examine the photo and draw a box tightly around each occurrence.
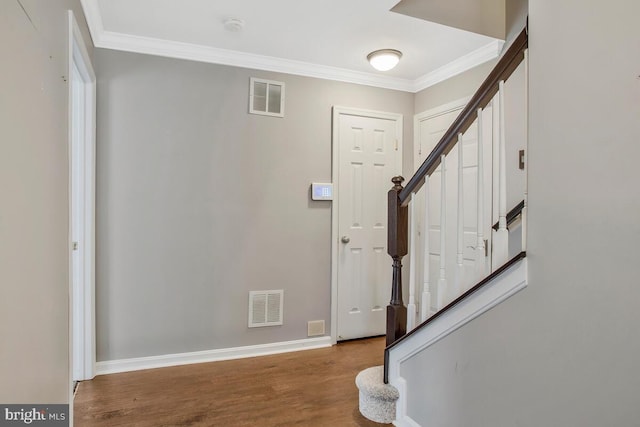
[72,241,79,251]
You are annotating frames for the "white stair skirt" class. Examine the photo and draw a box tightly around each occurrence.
[387,257,527,426]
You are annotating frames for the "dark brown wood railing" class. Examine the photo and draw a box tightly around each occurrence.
[386,176,409,345]
[384,26,529,372]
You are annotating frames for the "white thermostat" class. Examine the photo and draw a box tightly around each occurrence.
[311,183,333,201]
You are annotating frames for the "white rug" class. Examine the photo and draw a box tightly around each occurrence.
[355,365,399,424]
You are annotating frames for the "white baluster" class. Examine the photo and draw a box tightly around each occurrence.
[407,196,417,331]
[437,154,448,309]
[455,133,465,297]
[476,108,487,279]
[493,80,509,268]
[421,176,432,321]
[522,48,529,252]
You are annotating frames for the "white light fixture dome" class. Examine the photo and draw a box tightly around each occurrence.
[367,49,402,71]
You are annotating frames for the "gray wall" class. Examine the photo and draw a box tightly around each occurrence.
[392,0,505,40]
[393,0,528,45]
[402,0,640,425]
[0,0,93,403]
[506,0,528,43]
[95,49,414,361]
[413,0,530,116]
[414,59,497,114]
[503,60,527,218]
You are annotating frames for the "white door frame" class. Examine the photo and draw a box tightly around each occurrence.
[68,10,96,389]
[330,106,403,344]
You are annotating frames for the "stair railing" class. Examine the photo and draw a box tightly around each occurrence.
[384,27,529,362]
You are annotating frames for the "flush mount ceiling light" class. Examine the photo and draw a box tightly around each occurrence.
[367,49,402,71]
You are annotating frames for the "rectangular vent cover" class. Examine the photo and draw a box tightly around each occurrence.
[249,290,284,328]
[307,320,325,337]
[249,78,285,118]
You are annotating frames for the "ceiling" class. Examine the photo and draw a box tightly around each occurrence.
[81,0,502,93]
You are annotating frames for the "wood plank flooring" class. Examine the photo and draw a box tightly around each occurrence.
[74,337,390,426]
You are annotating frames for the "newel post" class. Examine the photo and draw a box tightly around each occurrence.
[386,176,408,346]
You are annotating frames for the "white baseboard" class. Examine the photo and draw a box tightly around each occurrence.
[393,416,421,427]
[96,336,332,375]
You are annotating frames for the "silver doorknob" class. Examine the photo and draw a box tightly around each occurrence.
[341,236,350,244]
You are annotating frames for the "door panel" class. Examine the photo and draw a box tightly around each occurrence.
[335,110,401,341]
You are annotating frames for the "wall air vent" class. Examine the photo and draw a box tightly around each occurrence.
[307,320,325,337]
[249,78,285,117]
[248,290,284,328]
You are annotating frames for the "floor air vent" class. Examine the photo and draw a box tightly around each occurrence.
[248,290,284,328]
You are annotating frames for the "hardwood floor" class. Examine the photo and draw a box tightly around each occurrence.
[74,337,390,426]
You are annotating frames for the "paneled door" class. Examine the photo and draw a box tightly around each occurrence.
[333,107,402,341]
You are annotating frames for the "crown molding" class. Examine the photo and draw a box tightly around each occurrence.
[98,30,418,92]
[411,39,505,92]
[80,0,502,93]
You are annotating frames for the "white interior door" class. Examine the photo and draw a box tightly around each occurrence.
[333,107,402,341]
[414,99,493,309]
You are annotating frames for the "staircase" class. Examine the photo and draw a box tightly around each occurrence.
[356,27,529,425]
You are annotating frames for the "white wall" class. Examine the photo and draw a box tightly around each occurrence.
[399,0,640,425]
[0,0,92,403]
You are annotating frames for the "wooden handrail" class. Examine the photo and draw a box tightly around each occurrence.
[382,26,529,383]
[398,27,528,206]
[493,200,525,230]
